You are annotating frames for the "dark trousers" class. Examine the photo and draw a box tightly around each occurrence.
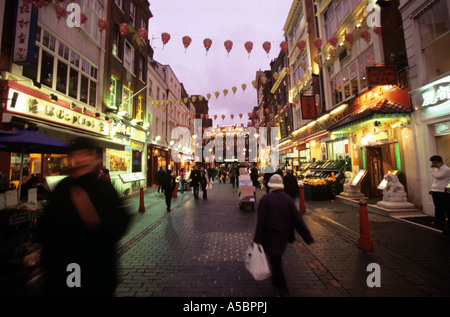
[193,185,199,199]
[431,191,450,229]
[268,255,289,296]
[165,193,172,211]
[202,188,207,199]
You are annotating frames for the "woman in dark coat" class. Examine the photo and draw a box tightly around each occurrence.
[253,174,314,297]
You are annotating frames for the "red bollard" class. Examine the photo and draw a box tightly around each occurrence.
[358,199,373,251]
[172,182,178,198]
[299,185,306,213]
[138,187,145,212]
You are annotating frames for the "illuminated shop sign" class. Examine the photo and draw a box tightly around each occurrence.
[6,89,109,136]
[419,82,450,108]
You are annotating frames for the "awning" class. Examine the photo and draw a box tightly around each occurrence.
[278,144,297,153]
[37,124,125,151]
[327,99,413,134]
[305,131,328,143]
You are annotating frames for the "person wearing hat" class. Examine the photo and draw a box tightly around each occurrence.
[41,137,131,296]
[253,174,314,297]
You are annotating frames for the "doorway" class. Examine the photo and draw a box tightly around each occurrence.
[364,144,396,198]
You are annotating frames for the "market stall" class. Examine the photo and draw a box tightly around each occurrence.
[238,167,255,211]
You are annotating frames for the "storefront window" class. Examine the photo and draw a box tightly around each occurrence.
[132,150,142,173]
[108,149,130,172]
[327,139,349,160]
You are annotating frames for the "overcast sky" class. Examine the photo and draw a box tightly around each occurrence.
[148,0,293,126]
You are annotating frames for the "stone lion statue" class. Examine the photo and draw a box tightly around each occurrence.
[384,173,404,193]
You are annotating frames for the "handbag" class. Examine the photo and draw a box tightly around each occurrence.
[245,242,271,281]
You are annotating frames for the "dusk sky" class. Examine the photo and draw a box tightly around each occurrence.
[148,0,293,126]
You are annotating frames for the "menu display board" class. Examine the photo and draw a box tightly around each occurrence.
[351,169,367,187]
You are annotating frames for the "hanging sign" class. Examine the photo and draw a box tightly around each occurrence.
[366,66,398,86]
[13,0,38,64]
[419,81,450,108]
[301,95,316,120]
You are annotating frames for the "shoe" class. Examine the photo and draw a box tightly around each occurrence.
[167,208,171,212]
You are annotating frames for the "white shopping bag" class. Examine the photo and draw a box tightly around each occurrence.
[245,242,271,281]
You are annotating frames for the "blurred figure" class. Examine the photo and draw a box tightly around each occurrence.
[250,164,259,188]
[163,169,176,212]
[155,166,166,193]
[189,165,201,200]
[179,168,186,194]
[429,155,450,234]
[230,165,236,188]
[253,174,314,297]
[99,168,111,182]
[41,137,131,297]
[283,169,299,200]
[200,167,210,200]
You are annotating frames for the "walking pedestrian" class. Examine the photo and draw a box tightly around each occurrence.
[41,137,131,296]
[200,167,210,200]
[283,169,299,200]
[429,155,450,234]
[250,164,259,188]
[180,168,186,193]
[155,166,166,193]
[253,174,314,297]
[230,165,236,188]
[189,165,201,200]
[99,168,111,182]
[163,169,176,212]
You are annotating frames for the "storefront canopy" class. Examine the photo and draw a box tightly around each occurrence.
[327,99,413,135]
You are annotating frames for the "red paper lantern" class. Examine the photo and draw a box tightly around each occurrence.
[138,28,148,41]
[221,114,225,120]
[214,115,218,120]
[374,26,382,36]
[297,40,306,51]
[56,4,67,19]
[345,33,354,43]
[224,40,233,56]
[314,38,322,49]
[80,12,88,25]
[119,23,129,36]
[161,32,171,48]
[329,36,338,47]
[244,41,253,57]
[262,41,271,55]
[203,38,212,55]
[230,114,234,119]
[182,36,192,52]
[277,105,282,110]
[280,41,288,52]
[98,19,107,32]
[239,113,243,119]
[265,108,269,114]
[248,112,252,118]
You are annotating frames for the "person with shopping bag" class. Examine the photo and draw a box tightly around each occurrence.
[253,174,314,297]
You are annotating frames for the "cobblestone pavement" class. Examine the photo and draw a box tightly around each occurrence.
[115,182,450,298]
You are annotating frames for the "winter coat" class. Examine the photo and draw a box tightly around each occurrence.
[253,189,314,256]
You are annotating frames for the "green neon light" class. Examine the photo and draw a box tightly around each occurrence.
[362,147,366,170]
[395,142,401,171]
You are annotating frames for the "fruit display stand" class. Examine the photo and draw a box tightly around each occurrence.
[303,177,343,201]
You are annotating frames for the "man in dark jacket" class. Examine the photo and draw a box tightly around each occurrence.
[163,169,176,212]
[250,165,259,188]
[155,167,166,193]
[253,174,314,297]
[189,165,201,200]
[283,170,299,200]
[41,137,131,297]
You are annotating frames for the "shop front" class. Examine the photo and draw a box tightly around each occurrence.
[328,85,418,204]
[109,121,147,197]
[147,144,170,187]
[410,75,450,215]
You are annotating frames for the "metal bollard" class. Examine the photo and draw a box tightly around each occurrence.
[358,199,373,251]
[299,184,306,213]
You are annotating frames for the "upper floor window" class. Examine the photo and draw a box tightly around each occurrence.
[418,0,450,81]
[124,41,135,72]
[130,1,136,26]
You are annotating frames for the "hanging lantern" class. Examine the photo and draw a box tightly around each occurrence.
[232,86,237,95]
[214,114,218,120]
[161,32,171,49]
[329,36,338,47]
[182,36,192,52]
[215,91,220,99]
[269,114,273,120]
[359,29,370,43]
[98,19,108,32]
[252,80,258,89]
[345,33,354,44]
[300,60,306,70]
[314,38,322,49]
[261,77,267,85]
[191,96,197,102]
[248,112,252,118]
[297,40,306,51]
[262,41,271,56]
[373,26,382,36]
[224,40,233,56]
[239,113,243,119]
[280,41,288,52]
[199,95,204,101]
[80,12,88,25]
[221,114,226,120]
[277,105,282,110]
[203,38,212,55]
[205,114,209,119]
[206,93,212,100]
[119,23,129,36]
[265,108,269,114]
[200,114,204,119]
[34,1,48,9]
[230,114,234,120]
[273,72,279,80]
[244,41,253,58]
[56,4,67,20]
[241,83,247,92]
[138,28,148,41]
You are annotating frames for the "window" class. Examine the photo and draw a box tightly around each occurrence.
[112,25,120,57]
[110,77,118,109]
[418,0,450,81]
[115,0,122,9]
[129,1,136,26]
[56,60,68,93]
[324,0,352,39]
[139,56,145,81]
[148,79,153,99]
[136,96,144,121]
[358,46,375,90]
[40,51,54,88]
[69,68,78,99]
[124,41,135,72]
[121,86,133,116]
